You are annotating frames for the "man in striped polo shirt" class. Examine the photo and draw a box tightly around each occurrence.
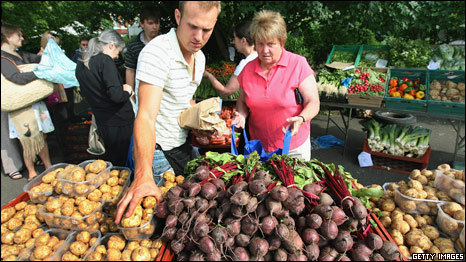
[125,6,160,104]
[115,1,221,224]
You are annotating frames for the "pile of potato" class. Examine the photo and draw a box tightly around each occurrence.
[86,234,163,261]
[437,202,465,238]
[435,164,465,205]
[41,194,103,231]
[60,231,100,261]
[1,201,45,261]
[28,164,75,203]
[87,168,131,205]
[15,229,70,261]
[370,164,465,258]
[429,80,465,103]
[60,160,110,196]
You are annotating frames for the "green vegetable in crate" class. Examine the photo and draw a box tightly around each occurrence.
[331,51,356,64]
[363,119,430,157]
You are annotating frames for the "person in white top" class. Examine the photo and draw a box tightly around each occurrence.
[115,1,221,225]
[203,21,257,97]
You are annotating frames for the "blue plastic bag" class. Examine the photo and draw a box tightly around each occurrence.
[231,124,292,161]
[314,135,344,149]
[33,38,79,86]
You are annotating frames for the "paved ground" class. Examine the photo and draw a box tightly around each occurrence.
[2,108,464,207]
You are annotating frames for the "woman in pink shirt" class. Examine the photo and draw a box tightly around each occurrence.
[233,10,320,161]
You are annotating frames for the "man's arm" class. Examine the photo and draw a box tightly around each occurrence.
[115,80,163,224]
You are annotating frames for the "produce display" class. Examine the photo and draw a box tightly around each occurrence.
[431,44,466,70]
[372,164,465,259]
[387,76,427,100]
[194,62,240,100]
[316,68,349,100]
[384,37,433,68]
[347,68,387,96]
[363,119,431,158]
[358,49,389,67]
[429,80,465,103]
[329,50,357,64]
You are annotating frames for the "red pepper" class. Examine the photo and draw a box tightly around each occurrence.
[402,77,410,82]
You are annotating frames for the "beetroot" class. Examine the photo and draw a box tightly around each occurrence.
[306,213,323,229]
[304,243,320,260]
[155,201,169,219]
[167,186,184,199]
[265,197,282,215]
[201,182,217,200]
[371,252,385,261]
[165,214,178,228]
[206,249,221,261]
[226,219,241,237]
[235,233,251,247]
[313,204,333,220]
[303,183,322,196]
[334,230,353,252]
[189,251,205,261]
[285,188,305,215]
[249,237,269,258]
[274,248,288,261]
[366,233,383,250]
[320,220,338,240]
[168,198,184,214]
[353,240,373,257]
[318,246,339,261]
[199,236,215,254]
[212,227,228,246]
[182,198,196,209]
[331,206,348,226]
[267,236,281,251]
[162,227,177,241]
[301,228,319,245]
[170,239,184,254]
[380,240,401,260]
[231,204,247,218]
[193,222,209,238]
[261,215,278,235]
[245,196,258,213]
[249,179,267,195]
[270,185,289,201]
[230,191,251,206]
[283,230,303,254]
[254,170,272,186]
[228,181,248,195]
[195,166,210,181]
[210,178,225,191]
[318,192,334,206]
[195,198,209,212]
[275,223,290,240]
[351,252,370,261]
[351,203,368,219]
[287,253,308,261]
[241,215,259,236]
[255,203,268,218]
[233,247,250,261]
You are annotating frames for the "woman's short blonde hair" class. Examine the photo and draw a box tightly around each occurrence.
[250,10,287,46]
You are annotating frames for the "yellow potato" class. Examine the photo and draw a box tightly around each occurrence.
[1,231,15,245]
[421,225,440,240]
[76,231,91,243]
[403,214,418,228]
[389,229,404,245]
[131,247,151,261]
[62,251,79,261]
[442,202,463,216]
[70,240,88,256]
[88,160,107,174]
[106,248,122,261]
[34,245,52,259]
[400,200,417,212]
[408,180,423,191]
[108,235,126,251]
[391,219,410,234]
[142,196,157,209]
[453,209,465,220]
[380,199,396,212]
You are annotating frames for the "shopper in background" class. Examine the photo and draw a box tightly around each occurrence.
[203,20,257,96]
[115,1,221,225]
[1,24,54,181]
[125,6,161,105]
[75,29,135,167]
[72,36,89,63]
[232,10,320,161]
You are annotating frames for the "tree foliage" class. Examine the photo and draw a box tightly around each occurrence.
[2,1,464,66]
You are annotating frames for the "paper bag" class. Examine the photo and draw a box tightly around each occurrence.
[177,97,226,135]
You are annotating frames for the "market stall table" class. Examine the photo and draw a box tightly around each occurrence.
[320,101,465,168]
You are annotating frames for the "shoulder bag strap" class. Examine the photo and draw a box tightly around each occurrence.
[1,55,22,72]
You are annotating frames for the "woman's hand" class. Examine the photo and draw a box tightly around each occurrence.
[282,116,305,136]
[123,84,133,94]
[231,111,246,129]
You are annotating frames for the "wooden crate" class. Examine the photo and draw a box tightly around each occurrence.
[347,94,384,107]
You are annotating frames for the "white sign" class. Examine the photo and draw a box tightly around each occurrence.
[358,152,373,167]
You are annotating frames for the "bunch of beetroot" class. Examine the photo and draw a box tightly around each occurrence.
[155,164,400,261]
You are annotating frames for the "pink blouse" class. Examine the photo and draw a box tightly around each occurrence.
[237,49,314,152]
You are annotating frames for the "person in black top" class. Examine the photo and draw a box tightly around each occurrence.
[75,29,135,166]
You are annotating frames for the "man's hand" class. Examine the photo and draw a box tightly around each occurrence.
[282,116,305,136]
[115,172,162,225]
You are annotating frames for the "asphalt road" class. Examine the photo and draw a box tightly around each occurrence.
[1,109,464,207]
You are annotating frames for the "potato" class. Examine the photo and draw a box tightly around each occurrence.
[132,247,151,261]
[7,218,22,231]
[62,251,79,261]
[61,202,75,217]
[421,169,433,179]
[434,237,455,249]
[421,225,440,240]
[42,172,56,184]
[440,219,458,234]
[415,175,428,185]
[442,202,463,216]
[400,200,417,211]
[453,209,465,220]
[380,199,396,212]
[142,196,157,209]
[45,198,63,213]
[74,183,90,195]
[391,219,410,234]
[417,190,427,199]
[410,246,424,254]
[14,201,28,211]
[417,203,432,214]
[70,240,88,256]
[403,188,419,198]
[163,170,176,183]
[86,251,102,261]
[106,248,122,261]
[88,189,103,202]
[32,228,45,238]
[403,214,418,228]
[99,184,111,194]
[76,231,91,243]
[107,176,119,187]
[108,235,126,251]
[390,229,404,245]
[88,160,107,174]
[126,241,140,251]
[175,175,185,185]
[34,245,52,259]
[413,215,427,227]
[1,231,15,245]
[1,207,16,223]
[408,180,423,191]
[410,169,422,180]
[95,245,107,255]
[121,214,142,228]
[437,163,451,172]
[78,200,97,216]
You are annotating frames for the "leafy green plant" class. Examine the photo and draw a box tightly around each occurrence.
[384,36,433,68]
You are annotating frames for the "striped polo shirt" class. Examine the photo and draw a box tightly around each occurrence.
[136,28,205,151]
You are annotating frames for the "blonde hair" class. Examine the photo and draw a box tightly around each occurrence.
[250,10,287,46]
[179,1,221,16]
